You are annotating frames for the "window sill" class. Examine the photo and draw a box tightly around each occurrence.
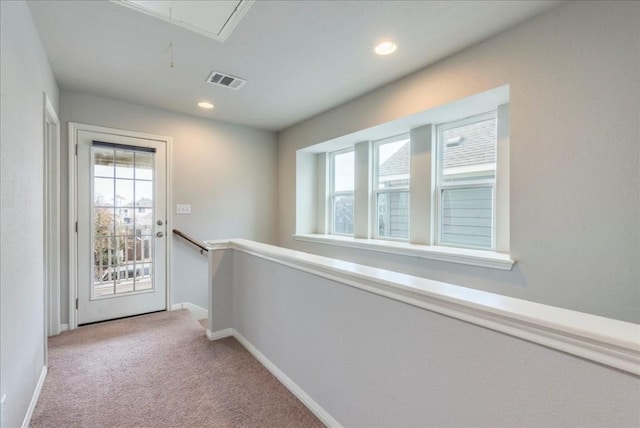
[293,234,515,271]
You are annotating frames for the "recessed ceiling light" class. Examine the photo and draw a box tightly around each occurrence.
[374,41,397,56]
[198,101,214,109]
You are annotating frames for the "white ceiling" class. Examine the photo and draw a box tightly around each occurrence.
[27,0,561,132]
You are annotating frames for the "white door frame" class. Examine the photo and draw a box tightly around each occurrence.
[43,94,60,345]
[68,122,173,329]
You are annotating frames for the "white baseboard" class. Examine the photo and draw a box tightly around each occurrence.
[60,323,69,332]
[170,302,208,320]
[22,366,47,428]
[206,328,340,427]
[206,328,234,341]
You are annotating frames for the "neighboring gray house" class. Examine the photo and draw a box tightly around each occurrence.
[440,117,497,248]
[377,117,497,246]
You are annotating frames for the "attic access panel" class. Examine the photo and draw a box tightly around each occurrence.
[116,0,253,42]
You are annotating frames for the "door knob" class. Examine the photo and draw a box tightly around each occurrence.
[156,231,164,238]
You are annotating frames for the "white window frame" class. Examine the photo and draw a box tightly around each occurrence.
[434,111,497,250]
[294,87,513,270]
[372,134,410,242]
[329,147,355,236]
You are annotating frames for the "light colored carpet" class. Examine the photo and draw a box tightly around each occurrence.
[31,310,323,428]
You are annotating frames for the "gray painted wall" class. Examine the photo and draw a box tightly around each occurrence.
[0,1,60,426]
[59,92,278,320]
[277,1,640,322]
[227,250,640,427]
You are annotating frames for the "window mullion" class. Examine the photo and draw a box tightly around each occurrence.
[354,141,371,238]
[410,124,433,245]
[377,187,409,194]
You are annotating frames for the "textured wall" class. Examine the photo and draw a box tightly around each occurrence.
[0,1,60,426]
[277,1,640,322]
[229,251,640,427]
[59,92,278,320]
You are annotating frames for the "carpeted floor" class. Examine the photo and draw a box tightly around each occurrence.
[31,310,323,428]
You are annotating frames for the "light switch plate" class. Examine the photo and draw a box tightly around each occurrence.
[176,204,191,215]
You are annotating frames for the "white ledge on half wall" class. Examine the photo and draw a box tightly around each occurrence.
[293,233,515,270]
[204,239,640,375]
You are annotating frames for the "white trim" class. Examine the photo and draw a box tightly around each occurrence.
[171,302,208,320]
[315,153,329,234]
[293,233,515,270]
[206,328,234,341]
[68,122,77,329]
[68,122,173,329]
[205,239,640,375]
[233,331,342,428]
[301,87,511,257]
[60,323,69,332]
[43,93,61,342]
[22,366,47,428]
[495,103,510,252]
[409,124,433,245]
[166,136,174,313]
[206,328,341,427]
[299,86,509,155]
[354,141,372,239]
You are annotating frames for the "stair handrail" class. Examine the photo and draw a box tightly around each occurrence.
[173,229,209,254]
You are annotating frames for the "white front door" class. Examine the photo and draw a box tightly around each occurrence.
[76,129,167,325]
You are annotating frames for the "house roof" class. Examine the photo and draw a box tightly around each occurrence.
[443,118,496,169]
[379,142,409,177]
[378,117,496,177]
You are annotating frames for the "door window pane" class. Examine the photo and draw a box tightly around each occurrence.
[91,145,156,298]
[135,180,153,205]
[135,263,153,291]
[94,236,117,268]
[135,152,153,180]
[115,179,134,207]
[115,151,135,179]
[94,177,114,206]
[94,148,114,178]
[135,209,153,236]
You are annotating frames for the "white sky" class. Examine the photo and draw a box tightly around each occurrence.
[334,139,409,192]
[94,152,153,206]
[334,151,354,192]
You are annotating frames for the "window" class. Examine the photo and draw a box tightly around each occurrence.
[330,148,355,235]
[436,112,496,249]
[295,86,512,269]
[374,134,410,240]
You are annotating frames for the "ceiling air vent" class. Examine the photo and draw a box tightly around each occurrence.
[206,71,246,90]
